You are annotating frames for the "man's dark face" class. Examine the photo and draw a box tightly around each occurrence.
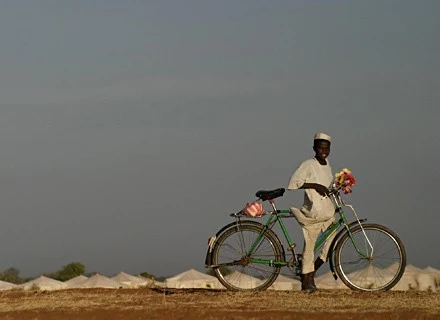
[313,140,331,162]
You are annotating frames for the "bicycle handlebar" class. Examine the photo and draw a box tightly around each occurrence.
[321,187,340,200]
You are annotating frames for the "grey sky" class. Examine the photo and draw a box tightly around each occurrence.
[0,1,438,278]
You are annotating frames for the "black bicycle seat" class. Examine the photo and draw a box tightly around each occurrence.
[255,188,285,201]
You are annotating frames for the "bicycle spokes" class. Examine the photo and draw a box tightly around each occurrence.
[335,224,406,291]
[212,225,282,291]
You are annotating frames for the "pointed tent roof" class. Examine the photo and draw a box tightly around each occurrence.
[111,272,153,288]
[166,269,223,289]
[64,275,88,287]
[423,266,440,275]
[167,269,216,281]
[404,264,423,274]
[20,276,67,291]
[0,280,17,290]
[69,274,123,289]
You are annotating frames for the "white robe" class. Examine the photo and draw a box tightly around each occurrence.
[287,157,335,224]
[287,157,336,274]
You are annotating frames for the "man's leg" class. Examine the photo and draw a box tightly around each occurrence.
[301,225,320,292]
[318,218,338,263]
[310,219,338,287]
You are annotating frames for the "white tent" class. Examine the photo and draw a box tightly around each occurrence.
[344,264,398,290]
[315,271,348,290]
[166,269,223,289]
[0,280,17,291]
[268,274,301,291]
[423,266,440,288]
[64,275,88,287]
[424,266,440,276]
[20,276,67,291]
[391,264,420,291]
[69,274,124,289]
[111,272,153,288]
[416,272,437,292]
[223,271,263,289]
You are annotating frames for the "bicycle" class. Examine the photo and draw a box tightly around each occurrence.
[205,187,406,292]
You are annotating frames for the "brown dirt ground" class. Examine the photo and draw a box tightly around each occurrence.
[0,288,439,320]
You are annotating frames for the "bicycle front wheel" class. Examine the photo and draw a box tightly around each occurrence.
[335,223,406,291]
[211,224,282,291]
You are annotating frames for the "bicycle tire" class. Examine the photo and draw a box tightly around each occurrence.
[334,223,406,291]
[212,224,282,291]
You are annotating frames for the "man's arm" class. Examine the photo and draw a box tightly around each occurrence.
[300,183,329,197]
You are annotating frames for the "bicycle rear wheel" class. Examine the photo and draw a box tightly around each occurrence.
[335,223,406,291]
[211,224,282,291]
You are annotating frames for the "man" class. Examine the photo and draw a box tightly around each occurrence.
[288,133,336,293]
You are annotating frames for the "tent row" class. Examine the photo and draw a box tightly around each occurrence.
[159,269,300,290]
[1,265,439,291]
[299,264,440,292]
[0,272,154,291]
[161,266,440,291]
[162,265,440,292]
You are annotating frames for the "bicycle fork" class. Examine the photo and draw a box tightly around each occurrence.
[345,204,374,260]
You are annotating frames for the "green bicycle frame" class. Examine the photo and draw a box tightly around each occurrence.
[244,197,369,268]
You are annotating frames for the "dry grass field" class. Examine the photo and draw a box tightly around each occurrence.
[0,288,439,320]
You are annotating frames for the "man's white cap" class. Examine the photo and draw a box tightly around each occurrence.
[314,132,332,142]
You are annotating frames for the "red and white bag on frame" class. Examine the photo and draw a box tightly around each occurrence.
[243,201,264,217]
